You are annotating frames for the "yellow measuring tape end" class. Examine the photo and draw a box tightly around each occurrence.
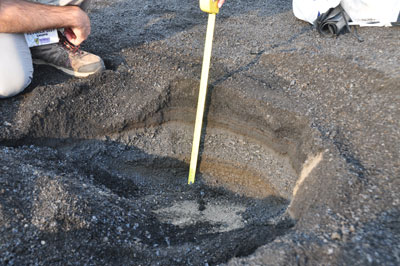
[188,13,216,185]
[199,0,219,14]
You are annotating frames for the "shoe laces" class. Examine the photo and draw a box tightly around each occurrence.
[59,32,82,54]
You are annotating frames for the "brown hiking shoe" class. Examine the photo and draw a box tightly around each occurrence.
[31,32,104,77]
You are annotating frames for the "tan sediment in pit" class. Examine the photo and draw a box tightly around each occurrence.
[199,160,278,199]
[153,200,246,233]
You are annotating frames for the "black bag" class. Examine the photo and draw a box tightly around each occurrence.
[315,5,363,42]
[315,5,351,37]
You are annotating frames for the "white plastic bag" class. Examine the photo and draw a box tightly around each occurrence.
[293,0,341,24]
[341,0,400,26]
[293,0,400,26]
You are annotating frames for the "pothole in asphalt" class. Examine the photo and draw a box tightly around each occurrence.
[41,117,305,264]
[12,80,318,265]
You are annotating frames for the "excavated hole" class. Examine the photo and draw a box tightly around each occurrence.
[16,81,316,264]
[50,121,297,264]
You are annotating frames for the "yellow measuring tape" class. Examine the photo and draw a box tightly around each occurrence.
[188,1,219,184]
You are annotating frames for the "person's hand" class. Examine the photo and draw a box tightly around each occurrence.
[218,0,225,8]
[65,6,91,46]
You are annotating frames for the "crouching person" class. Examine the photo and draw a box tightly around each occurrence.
[0,0,104,98]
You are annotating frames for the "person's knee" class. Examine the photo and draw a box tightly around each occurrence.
[0,71,33,99]
[0,33,34,99]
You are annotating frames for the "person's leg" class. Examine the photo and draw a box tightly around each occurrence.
[0,33,33,98]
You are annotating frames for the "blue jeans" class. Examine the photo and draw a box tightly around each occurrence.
[0,0,90,98]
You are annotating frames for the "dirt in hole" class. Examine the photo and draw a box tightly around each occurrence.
[0,118,296,265]
[77,159,293,265]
